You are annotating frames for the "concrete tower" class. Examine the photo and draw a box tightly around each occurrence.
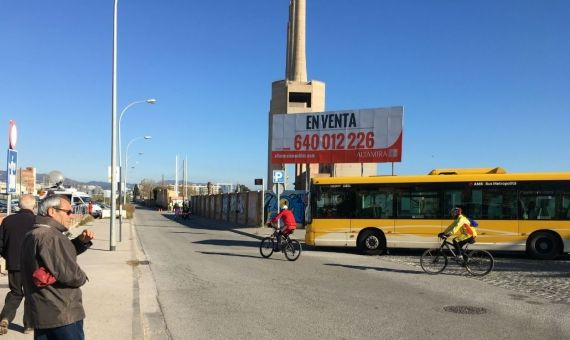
[267,0,375,191]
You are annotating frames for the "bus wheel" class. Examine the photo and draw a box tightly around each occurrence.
[358,230,386,255]
[527,231,561,260]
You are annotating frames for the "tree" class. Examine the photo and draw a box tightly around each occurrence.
[138,179,157,199]
[235,184,250,192]
[133,184,141,198]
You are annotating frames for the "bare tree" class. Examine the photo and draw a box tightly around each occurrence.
[138,179,157,199]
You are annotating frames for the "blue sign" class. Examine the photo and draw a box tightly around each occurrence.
[6,149,17,193]
[273,170,285,184]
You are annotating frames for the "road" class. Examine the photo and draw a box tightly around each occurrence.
[134,208,570,340]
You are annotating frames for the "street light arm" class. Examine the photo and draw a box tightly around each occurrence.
[118,99,156,168]
[123,135,151,206]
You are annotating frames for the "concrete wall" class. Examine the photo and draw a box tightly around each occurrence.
[191,191,265,227]
[191,190,308,227]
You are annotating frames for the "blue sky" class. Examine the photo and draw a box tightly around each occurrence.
[1,0,569,186]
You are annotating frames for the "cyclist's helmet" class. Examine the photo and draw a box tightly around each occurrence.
[450,207,462,218]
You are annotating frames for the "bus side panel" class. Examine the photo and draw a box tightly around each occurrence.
[392,219,441,249]
[472,220,523,251]
[349,219,395,247]
[307,219,350,247]
[519,220,570,253]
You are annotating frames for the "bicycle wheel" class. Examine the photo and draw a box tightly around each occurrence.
[283,240,301,261]
[259,237,275,258]
[420,248,448,274]
[465,250,494,276]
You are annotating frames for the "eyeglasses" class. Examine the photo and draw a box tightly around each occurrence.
[54,208,73,216]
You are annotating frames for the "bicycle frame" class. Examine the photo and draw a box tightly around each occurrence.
[438,239,470,262]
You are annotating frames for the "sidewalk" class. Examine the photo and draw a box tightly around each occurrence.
[0,213,304,339]
[0,217,152,339]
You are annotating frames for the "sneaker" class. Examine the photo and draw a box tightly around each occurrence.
[0,319,8,335]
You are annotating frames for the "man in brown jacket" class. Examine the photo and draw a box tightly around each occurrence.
[20,195,94,339]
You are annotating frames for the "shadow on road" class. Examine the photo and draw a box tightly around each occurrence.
[162,214,256,231]
[169,231,208,235]
[193,239,260,248]
[197,250,281,261]
[324,263,423,275]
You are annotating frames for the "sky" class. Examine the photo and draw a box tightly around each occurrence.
[1,0,569,186]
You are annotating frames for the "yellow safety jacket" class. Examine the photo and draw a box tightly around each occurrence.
[443,215,477,241]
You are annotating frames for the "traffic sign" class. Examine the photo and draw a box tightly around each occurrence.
[6,149,17,193]
[273,170,285,184]
[8,120,17,150]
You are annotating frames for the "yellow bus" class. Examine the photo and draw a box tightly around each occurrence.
[305,168,570,260]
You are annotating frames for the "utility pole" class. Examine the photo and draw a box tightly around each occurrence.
[175,155,179,198]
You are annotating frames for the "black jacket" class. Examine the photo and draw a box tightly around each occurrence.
[0,209,36,270]
[21,216,92,329]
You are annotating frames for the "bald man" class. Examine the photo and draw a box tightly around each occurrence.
[0,194,36,334]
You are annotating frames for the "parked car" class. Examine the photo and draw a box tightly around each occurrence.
[0,200,19,213]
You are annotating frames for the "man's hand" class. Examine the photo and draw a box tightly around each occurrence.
[80,229,95,243]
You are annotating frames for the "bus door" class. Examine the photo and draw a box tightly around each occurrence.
[469,188,520,250]
[351,188,395,247]
[394,189,441,248]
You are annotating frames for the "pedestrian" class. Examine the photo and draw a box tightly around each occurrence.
[0,194,37,335]
[87,201,93,216]
[20,194,95,339]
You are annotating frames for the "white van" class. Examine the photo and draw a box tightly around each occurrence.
[44,189,92,214]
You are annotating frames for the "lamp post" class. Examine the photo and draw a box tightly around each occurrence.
[118,98,156,217]
[124,136,152,205]
[110,0,118,251]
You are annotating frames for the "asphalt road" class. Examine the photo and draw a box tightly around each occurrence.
[135,208,570,340]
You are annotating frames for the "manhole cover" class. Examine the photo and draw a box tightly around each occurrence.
[127,260,150,266]
[443,306,487,315]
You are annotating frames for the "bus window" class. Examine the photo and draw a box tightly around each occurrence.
[355,189,393,218]
[443,190,463,215]
[397,191,439,219]
[561,194,570,219]
[520,192,555,220]
[471,189,517,220]
[314,186,354,218]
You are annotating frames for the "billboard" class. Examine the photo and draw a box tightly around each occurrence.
[271,106,403,164]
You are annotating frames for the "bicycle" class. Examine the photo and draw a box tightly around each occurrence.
[259,223,302,261]
[420,236,494,276]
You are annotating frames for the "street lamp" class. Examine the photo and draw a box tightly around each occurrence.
[118,98,156,207]
[124,135,152,205]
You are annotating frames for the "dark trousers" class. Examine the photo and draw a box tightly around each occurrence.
[34,320,84,340]
[0,270,27,326]
[453,237,475,255]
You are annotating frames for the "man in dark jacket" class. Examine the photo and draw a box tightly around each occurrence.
[0,194,36,334]
[20,195,94,339]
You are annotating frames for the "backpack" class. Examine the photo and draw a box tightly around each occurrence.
[468,218,479,227]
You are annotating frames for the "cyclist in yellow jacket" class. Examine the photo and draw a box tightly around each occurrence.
[438,207,477,258]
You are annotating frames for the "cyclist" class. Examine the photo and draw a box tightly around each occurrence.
[268,204,297,251]
[438,207,477,260]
